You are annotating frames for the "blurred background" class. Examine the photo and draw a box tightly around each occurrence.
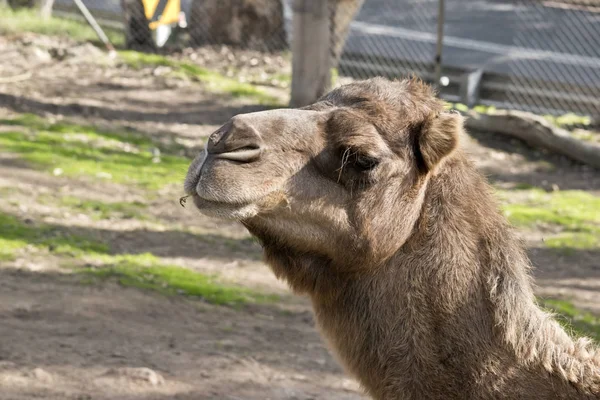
[0,1,598,399]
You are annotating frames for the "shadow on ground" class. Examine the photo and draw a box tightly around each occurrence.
[528,246,599,278]
[1,212,263,262]
[0,92,277,127]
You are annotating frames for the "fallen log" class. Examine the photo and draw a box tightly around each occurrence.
[463,109,600,169]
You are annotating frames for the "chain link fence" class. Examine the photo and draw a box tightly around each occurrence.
[336,0,600,118]
[25,0,600,118]
[505,0,600,117]
[336,0,439,83]
[52,0,292,52]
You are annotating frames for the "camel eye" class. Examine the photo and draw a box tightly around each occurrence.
[353,154,379,171]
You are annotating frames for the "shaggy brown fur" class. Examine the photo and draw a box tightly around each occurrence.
[184,77,600,399]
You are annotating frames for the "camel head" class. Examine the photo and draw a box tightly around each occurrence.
[184,77,464,278]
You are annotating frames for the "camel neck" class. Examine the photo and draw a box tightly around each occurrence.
[400,154,600,397]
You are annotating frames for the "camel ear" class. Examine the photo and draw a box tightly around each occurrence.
[417,112,462,171]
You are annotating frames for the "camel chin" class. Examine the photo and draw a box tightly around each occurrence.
[191,195,260,220]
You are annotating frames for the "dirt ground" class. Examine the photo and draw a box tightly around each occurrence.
[0,34,598,400]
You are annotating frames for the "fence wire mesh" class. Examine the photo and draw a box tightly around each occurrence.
[506,0,600,117]
[336,0,600,118]
[336,0,439,83]
[18,0,600,118]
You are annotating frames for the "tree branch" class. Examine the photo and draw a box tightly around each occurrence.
[463,109,600,169]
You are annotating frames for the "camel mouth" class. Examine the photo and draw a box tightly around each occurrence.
[190,194,259,220]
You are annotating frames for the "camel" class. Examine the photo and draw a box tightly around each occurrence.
[183,77,600,399]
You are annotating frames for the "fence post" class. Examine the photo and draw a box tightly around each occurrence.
[37,0,55,19]
[290,0,331,108]
[434,0,445,88]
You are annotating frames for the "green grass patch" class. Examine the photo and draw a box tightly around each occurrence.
[118,50,282,106]
[0,7,124,47]
[447,102,593,132]
[272,72,291,84]
[82,253,280,307]
[0,211,277,307]
[58,196,147,220]
[0,212,108,260]
[1,113,155,147]
[331,68,339,86]
[0,114,189,189]
[570,129,600,144]
[511,182,536,190]
[543,113,592,129]
[0,235,28,261]
[544,233,599,254]
[540,298,600,342]
[501,188,600,251]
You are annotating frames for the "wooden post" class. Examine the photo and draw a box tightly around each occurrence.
[330,0,365,68]
[290,0,331,108]
[37,0,54,19]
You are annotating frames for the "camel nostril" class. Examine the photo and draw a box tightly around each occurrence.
[207,115,264,162]
[212,145,262,163]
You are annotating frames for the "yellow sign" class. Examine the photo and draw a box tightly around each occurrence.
[142,0,180,30]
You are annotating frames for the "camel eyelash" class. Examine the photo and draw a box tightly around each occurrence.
[333,147,380,185]
[353,154,380,170]
[338,147,379,171]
